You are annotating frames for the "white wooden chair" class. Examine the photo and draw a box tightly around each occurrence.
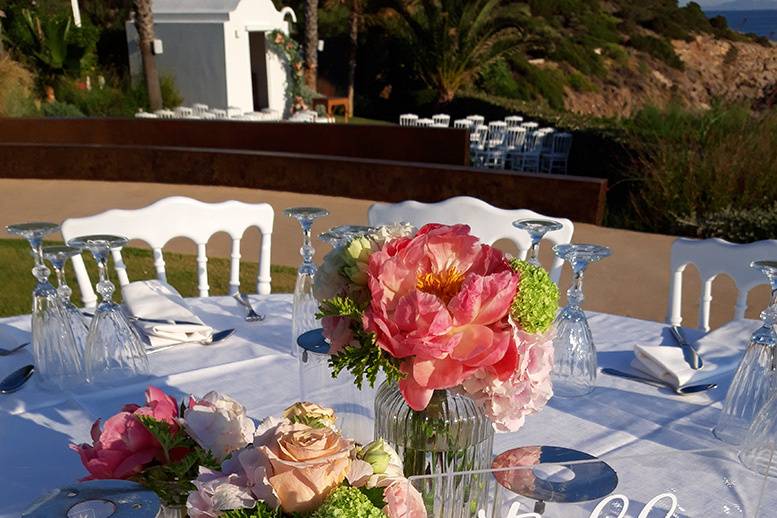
[368,196,573,283]
[667,238,777,332]
[432,114,451,127]
[61,197,274,308]
[399,114,418,126]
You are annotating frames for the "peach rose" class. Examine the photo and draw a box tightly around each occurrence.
[256,421,353,513]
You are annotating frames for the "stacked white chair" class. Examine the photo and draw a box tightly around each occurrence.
[61,196,275,308]
[416,118,434,128]
[505,115,524,127]
[154,109,175,119]
[210,109,228,119]
[453,119,472,130]
[667,238,777,332]
[399,114,419,126]
[503,126,527,170]
[432,114,451,127]
[541,132,573,174]
[192,103,209,115]
[469,124,488,167]
[368,196,574,283]
[174,106,194,118]
[466,115,485,127]
[134,111,158,119]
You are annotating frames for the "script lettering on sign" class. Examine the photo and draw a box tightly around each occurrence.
[477,492,678,518]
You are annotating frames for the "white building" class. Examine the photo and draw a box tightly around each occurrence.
[127,0,297,115]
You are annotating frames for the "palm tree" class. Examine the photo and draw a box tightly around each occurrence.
[304,0,318,90]
[383,0,527,104]
[347,0,361,112]
[132,0,162,110]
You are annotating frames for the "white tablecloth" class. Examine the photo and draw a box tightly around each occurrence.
[0,296,775,517]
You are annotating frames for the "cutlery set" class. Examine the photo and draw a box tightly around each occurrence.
[1,294,265,394]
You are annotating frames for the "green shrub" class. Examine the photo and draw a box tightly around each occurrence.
[622,103,777,236]
[477,59,520,98]
[41,100,84,117]
[627,34,684,69]
[568,71,595,92]
[551,39,605,77]
[0,56,38,116]
[695,205,777,243]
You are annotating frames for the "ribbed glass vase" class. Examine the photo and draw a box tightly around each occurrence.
[374,381,494,518]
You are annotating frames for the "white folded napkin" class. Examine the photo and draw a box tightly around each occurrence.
[121,280,213,347]
[631,319,758,388]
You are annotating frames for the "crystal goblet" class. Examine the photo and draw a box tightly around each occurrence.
[284,207,329,357]
[552,243,611,398]
[68,235,149,384]
[714,261,777,445]
[739,389,777,477]
[6,223,82,390]
[43,245,89,360]
[513,219,563,266]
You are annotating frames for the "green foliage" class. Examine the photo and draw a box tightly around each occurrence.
[627,34,683,69]
[308,486,387,518]
[621,103,777,237]
[317,297,404,389]
[509,260,559,334]
[134,415,221,506]
[509,57,567,111]
[694,204,777,243]
[220,503,284,518]
[568,72,594,92]
[0,56,37,116]
[41,100,84,117]
[477,59,520,98]
[551,39,604,77]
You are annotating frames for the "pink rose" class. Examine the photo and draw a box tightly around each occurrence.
[184,391,256,461]
[383,479,427,518]
[364,224,519,410]
[255,421,353,513]
[322,315,354,355]
[70,386,179,479]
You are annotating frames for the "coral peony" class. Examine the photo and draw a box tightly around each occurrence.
[364,224,519,410]
[70,386,179,480]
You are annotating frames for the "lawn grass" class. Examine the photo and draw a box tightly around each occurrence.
[0,238,296,317]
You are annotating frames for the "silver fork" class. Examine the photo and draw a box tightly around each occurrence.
[233,292,266,322]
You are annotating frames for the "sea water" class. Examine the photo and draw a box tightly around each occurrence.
[706,10,777,40]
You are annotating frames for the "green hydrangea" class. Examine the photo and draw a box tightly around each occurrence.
[220,502,283,518]
[308,486,387,518]
[509,259,559,334]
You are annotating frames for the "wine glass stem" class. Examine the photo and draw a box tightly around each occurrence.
[567,269,585,308]
[96,262,114,303]
[528,241,540,264]
[299,220,315,275]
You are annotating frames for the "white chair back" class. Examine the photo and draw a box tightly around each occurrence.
[551,132,573,156]
[487,121,507,147]
[192,103,209,114]
[368,196,573,283]
[399,114,419,126]
[199,112,217,120]
[453,119,472,130]
[470,124,488,147]
[416,118,434,128]
[521,121,539,131]
[432,114,451,127]
[174,106,193,118]
[134,111,157,119]
[667,238,777,332]
[505,115,524,127]
[466,115,485,126]
[227,106,243,118]
[209,109,228,119]
[504,126,527,150]
[61,197,275,308]
[153,109,175,119]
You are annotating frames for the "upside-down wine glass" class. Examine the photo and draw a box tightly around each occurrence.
[67,235,149,384]
[284,207,329,357]
[552,243,612,398]
[318,225,375,248]
[714,261,777,445]
[43,245,89,360]
[6,222,82,390]
[512,219,563,266]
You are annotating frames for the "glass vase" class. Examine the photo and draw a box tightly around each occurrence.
[374,381,494,518]
[156,504,186,518]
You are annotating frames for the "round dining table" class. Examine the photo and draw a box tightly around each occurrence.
[0,294,775,517]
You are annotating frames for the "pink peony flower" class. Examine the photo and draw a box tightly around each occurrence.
[322,315,355,355]
[70,386,179,480]
[462,327,554,432]
[383,479,427,518]
[364,224,519,410]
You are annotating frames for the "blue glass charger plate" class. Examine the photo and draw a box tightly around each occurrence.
[297,328,330,354]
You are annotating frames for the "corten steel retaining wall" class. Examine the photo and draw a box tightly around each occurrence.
[0,118,469,166]
[0,142,607,224]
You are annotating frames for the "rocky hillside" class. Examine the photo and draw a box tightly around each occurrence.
[564,35,777,116]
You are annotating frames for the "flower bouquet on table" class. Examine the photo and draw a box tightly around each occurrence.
[71,390,425,517]
[314,223,559,486]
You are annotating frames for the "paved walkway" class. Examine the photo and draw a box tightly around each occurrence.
[0,179,767,329]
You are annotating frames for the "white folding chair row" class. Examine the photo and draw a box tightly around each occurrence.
[135,111,158,119]
[174,106,194,118]
[453,119,473,130]
[505,115,524,127]
[466,114,485,127]
[368,196,573,284]
[432,114,451,127]
[416,118,434,127]
[61,196,275,309]
[399,113,419,126]
[192,103,209,114]
[154,109,175,119]
[510,130,549,173]
[521,121,539,131]
[469,124,489,167]
[667,238,777,332]
[541,132,573,175]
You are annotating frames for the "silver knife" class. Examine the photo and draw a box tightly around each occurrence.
[670,326,703,370]
[82,311,202,327]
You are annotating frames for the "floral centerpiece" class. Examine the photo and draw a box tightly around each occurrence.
[71,389,425,517]
[314,223,558,493]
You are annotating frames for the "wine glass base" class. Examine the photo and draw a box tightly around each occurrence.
[712,422,748,446]
[739,448,777,478]
[552,379,595,398]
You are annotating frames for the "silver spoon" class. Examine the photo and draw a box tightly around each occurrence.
[601,368,718,395]
[233,293,265,322]
[0,342,30,356]
[0,364,34,394]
